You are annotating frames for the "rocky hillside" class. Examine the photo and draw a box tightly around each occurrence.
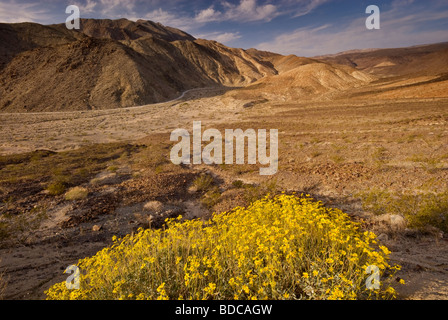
[228,49,375,101]
[0,18,373,112]
[314,42,448,78]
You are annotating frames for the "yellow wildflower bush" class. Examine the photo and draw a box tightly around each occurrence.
[45,194,399,300]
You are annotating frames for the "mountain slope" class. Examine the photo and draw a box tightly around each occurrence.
[0,22,86,70]
[229,49,375,101]
[314,42,448,78]
[0,19,282,112]
[77,18,196,42]
[312,42,448,100]
[0,18,375,112]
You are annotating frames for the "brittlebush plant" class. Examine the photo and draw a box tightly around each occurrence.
[45,194,400,300]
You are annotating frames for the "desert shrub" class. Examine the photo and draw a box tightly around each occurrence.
[231,180,245,188]
[193,174,215,193]
[192,174,221,209]
[243,179,278,204]
[359,190,448,232]
[200,187,221,209]
[45,194,399,300]
[46,180,68,196]
[64,187,89,201]
[404,192,448,232]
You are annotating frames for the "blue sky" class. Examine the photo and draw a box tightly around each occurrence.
[1,0,447,56]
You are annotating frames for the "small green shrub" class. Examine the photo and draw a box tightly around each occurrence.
[231,180,245,188]
[47,180,67,196]
[193,174,215,193]
[200,187,222,209]
[359,189,448,233]
[243,180,278,204]
[64,186,89,201]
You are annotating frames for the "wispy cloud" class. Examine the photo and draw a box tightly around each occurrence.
[195,0,279,23]
[257,4,448,56]
[195,31,242,44]
[73,0,97,14]
[139,8,198,31]
[291,0,331,18]
[0,0,54,23]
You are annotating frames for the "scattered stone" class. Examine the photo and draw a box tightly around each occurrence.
[92,225,102,232]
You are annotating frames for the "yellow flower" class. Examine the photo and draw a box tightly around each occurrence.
[204,283,216,295]
[242,285,250,294]
[156,282,165,293]
[45,194,399,301]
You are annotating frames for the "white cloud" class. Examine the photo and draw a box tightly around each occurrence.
[195,0,279,23]
[227,0,278,21]
[195,6,222,23]
[195,31,242,44]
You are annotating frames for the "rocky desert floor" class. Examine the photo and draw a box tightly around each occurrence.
[1,87,448,300]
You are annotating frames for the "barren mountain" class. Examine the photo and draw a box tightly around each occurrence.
[228,49,375,101]
[314,42,448,78]
[78,18,196,42]
[312,42,448,100]
[0,18,374,112]
[0,22,86,69]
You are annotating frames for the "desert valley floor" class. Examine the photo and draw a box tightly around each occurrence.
[1,84,448,299]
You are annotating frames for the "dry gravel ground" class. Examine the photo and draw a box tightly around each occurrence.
[1,87,448,300]
[0,87,238,155]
